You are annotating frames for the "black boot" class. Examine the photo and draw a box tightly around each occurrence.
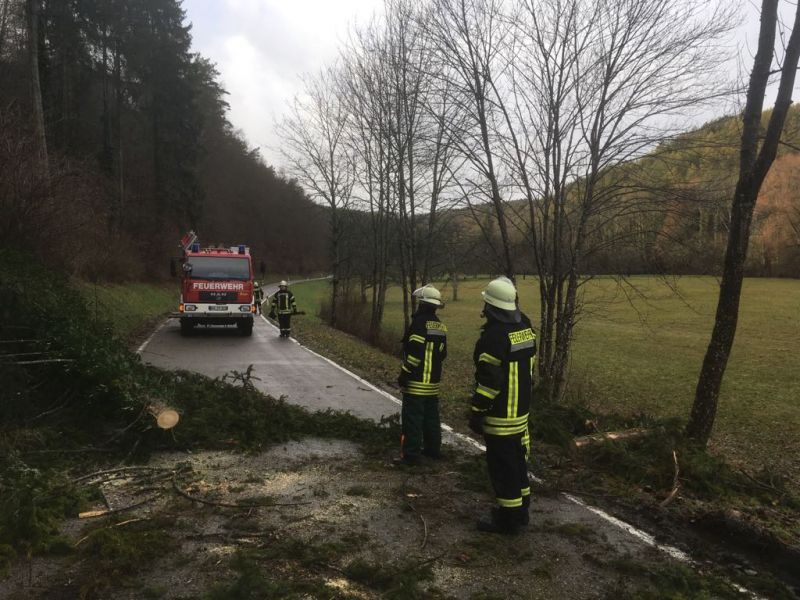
[476,507,520,535]
[518,496,530,527]
[392,455,422,467]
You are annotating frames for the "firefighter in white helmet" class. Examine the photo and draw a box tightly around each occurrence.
[395,285,447,466]
[469,276,537,533]
[269,280,298,338]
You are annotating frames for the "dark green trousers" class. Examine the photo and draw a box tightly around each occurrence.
[401,393,441,460]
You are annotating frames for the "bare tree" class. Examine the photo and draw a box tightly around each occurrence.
[496,0,736,400]
[687,0,800,444]
[340,18,395,339]
[0,0,12,54]
[425,0,517,278]
[337,0,462,335]
[280,67,355,326]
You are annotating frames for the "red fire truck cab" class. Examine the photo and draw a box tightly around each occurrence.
[177,233,256,337]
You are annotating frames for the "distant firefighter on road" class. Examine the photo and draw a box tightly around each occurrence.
[270,280,298,338]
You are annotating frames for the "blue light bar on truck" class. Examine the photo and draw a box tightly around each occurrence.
[191,243,200,252]
[238,245,246,254]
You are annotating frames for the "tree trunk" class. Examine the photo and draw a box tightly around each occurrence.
[687,0,800,444]
[101,23,113,175]
[329,207,341,327]
[26,0,48,177]
[114,40,125,222]
[0,0,10,55]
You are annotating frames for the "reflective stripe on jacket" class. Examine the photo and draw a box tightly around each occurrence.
[400,310,447,396]
[271,290,296,314]
[471,314,536,435]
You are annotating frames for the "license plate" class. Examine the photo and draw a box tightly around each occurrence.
[208,305,228,311]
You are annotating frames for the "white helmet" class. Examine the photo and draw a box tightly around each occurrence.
[279,280,288,287]
[412,284,442,306]
[482,277,517,311]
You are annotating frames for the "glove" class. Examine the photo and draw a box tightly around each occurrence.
[397,372,409,389]
[468,412,484,435]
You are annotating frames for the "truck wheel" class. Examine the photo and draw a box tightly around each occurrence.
[180,319,195,336]
[238,319,253,337]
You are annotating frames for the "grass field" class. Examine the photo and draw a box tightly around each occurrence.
[76,281,176,342]
[290,276,800,478]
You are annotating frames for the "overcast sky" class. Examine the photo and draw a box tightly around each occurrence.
[182,0,788,169]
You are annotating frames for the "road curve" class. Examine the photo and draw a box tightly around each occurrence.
[140,280,399,422]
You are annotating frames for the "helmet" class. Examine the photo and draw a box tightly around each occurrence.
[482,277,517,311]
[254,281,260,288]
[412,284,442,306]
[279,280,288,287]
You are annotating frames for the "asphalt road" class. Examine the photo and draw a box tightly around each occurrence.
[140,281,397,422]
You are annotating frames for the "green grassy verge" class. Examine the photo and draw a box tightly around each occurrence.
[76,281,175,342]
[289,280,402,394]
[291,277,800,478]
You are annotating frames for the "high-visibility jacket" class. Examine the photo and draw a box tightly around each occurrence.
[254,288,264,303]
[271,290,296,315]
[400,310,447,397]
[471,314,536,436]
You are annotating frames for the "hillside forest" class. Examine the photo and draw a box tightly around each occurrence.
[0,0,328,278]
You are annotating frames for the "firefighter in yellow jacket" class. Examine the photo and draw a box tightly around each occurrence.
[469,277,536,534]
[396,285,447,466]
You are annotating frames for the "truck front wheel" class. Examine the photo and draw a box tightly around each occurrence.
[180,319,195,336]
[237,318,253,337]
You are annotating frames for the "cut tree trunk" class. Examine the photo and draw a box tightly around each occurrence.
[147,402,180,429]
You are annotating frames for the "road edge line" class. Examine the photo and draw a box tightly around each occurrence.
[136,319,168,354]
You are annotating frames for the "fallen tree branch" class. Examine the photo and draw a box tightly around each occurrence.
[659,450,681,507]
[3,358,75,365]
[73,465,178,484]
[73,517,147,547]
[172,474,311,509]
[573,428,654,449]
[401,474,429,550]
[25,391,74,423]
[737,467,784,495]
[78,493,163,519]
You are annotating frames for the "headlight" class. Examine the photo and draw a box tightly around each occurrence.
[239,305,251,312]
[184,304,197,312]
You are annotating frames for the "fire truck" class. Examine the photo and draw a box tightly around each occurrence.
[175,231,256,337]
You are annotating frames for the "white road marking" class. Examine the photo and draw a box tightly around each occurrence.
[259,314,401,408]
[136,320,168,354]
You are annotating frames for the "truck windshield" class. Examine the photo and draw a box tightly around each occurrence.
[186,257,250,281]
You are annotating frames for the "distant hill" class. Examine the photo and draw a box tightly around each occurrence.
[646,105,800,277]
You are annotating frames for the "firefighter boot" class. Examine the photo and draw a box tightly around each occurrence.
[518,495,530,527]
[476,507,520,535]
